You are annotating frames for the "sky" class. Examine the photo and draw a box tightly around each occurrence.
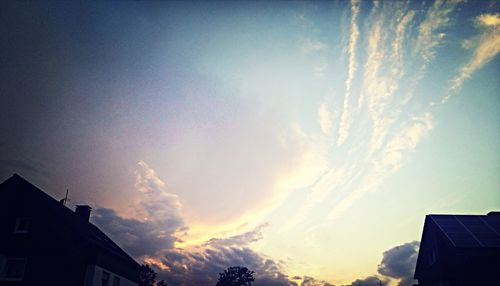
[0,0,499,285]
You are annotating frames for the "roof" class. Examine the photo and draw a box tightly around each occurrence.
[415,213,500,280]
[428,213,500,248]
[0,174,140,268]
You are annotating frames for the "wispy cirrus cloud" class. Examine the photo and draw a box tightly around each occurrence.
[367,5,417,152]
[299,38,328,54]
[278,2,494,282]
[318,102,333,135]
[337,0,361,145]
[363,0,456,153]
[326,114,434,223]
[378,113,434,174]
[293,0,461,228]
[280,167,349,232]
[414,0,462,63]
[449,13,500,91]
[204,223,268,247]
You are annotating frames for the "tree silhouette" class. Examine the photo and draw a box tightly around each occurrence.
[139,264,157,286]
[139,264,168,286]
[216,266,255,286]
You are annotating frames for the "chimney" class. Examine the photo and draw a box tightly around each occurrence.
[75,205,92,222]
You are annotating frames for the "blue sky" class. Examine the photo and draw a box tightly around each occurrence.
[0,1,498,285]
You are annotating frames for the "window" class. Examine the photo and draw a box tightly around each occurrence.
[113,276,121,286]
[4,258,27,280]
[14,218,30,233]
[101,271,110,286]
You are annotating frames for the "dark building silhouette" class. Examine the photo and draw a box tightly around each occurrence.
[0,174,141,286]
[414,212,500,286]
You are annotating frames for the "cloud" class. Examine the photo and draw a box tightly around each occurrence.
[337,0,361,145]
[351,275,389,286]
[158,246,297,286]
[449,13,500,91]
[133,161,186,236]
[360,7,393,152]
[349,241,419,286]
[92,161,308,286]
[391,10,416,67]
[315,1,454,218]
[94,201,298,286]
[135,160,167,193]
[150,225,299,285]
[284,167,348,230]
[297,37,329,78]
[92,161,186,257]
[313,61,329,78]
[363,4,418,153]
[300,276,334,286]
[306,168,347,209]
[299,38,328,54]
[378,113,434,173]
[476,13,500,27]
[318,102,333,135]
[159,95,329,227]
[273,124,330,199]
[414,0,462,63]
[92,207,182,257]
[404,0,461,107]
[302,1,449,228]
[326,0,458,222]
[326,113,434,223]
[377,241,419,286]
[204,223,268,247]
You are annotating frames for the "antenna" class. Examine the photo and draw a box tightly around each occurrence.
[60,189,69,206]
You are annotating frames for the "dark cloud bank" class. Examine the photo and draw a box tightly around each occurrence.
[93,206,419,286]
[93,207,331,286]
[378,241,419,286]
[352,241,419,286]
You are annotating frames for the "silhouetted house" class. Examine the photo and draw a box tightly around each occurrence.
[414,212,500,286]
[0,174,141,286]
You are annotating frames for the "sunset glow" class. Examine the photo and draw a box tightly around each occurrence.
[0,1,498,285]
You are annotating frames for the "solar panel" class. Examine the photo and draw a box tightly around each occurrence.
[432,216,479,247]
[485,216,500,233]
[448,233,480,247]
[433,215,500,247]
[456,216,500,248]
[431,216,476,247]
[433,217,461,227]
[430,215,500,248]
